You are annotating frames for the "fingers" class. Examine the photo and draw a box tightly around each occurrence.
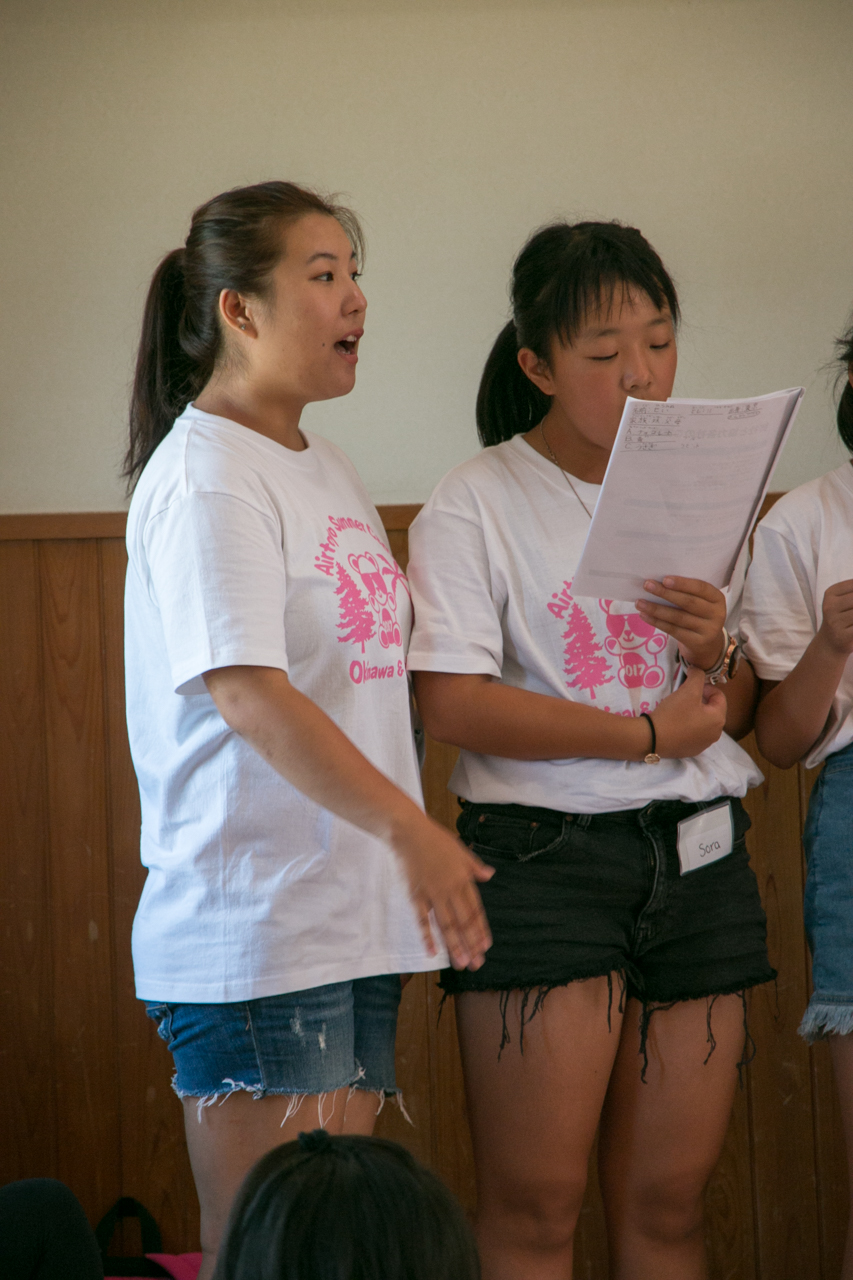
[702,685,728,717]
[646,576,724,604]
[469,852,496,883]
[414,900,438,958]
[432,883,492,971]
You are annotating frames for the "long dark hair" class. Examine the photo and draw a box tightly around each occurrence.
[211,1131,480,1280]
[125,181,364,489]
[835,314,853,452]
[476,220,680,446]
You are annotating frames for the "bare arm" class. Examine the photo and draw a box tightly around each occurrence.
[754,579,853,768]
[203,665,493,970]
[413,665,726,761]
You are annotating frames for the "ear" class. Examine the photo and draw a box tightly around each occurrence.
[517,347,555,397]
[218,288,255,337]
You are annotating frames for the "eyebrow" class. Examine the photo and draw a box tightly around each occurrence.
[306,250,357,264]
[585,315,671,339]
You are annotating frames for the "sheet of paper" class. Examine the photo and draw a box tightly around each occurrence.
[570,387,804,601]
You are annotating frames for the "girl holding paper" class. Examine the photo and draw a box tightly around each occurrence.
[407,220,772,1279]
[741,317,853,1280]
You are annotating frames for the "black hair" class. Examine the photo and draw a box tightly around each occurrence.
[476,220,680,446]
[211,1131,480,1280]
[835,314,853,452]
[125,181,364,489]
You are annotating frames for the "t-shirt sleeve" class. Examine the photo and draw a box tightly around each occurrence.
[740,518,818,682]
[143,491,288,695]
[406,496,503,678]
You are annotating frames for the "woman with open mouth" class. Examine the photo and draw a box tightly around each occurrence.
[122,180,492,1280]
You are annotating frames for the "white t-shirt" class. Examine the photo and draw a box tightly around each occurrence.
[741,462,853,768]
[407,435,761,813]
[126,405,445,1002]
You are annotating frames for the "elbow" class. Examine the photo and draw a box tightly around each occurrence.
[753,733,800,771]
[416,703,458,746]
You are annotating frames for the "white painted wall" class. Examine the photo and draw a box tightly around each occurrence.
[1,0,851,512]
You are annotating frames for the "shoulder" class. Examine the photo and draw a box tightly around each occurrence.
[127,410,284,547]
[758,466,852,543]
[415,439,526,523]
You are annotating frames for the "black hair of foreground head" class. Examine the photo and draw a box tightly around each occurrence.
[476,219,680,448]
[835,313,853,453]
[211,1130,481,1280]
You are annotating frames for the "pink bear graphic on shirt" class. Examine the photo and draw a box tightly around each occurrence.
[346,552,404,649]
[600,600,667,689]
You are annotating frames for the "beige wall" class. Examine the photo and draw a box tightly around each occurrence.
[1,0,851,512]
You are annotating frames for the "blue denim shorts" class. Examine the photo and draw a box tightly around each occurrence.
[800,740,853,1041]
[145,973,401,1102]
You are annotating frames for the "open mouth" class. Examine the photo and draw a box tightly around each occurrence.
[334,331,362,357]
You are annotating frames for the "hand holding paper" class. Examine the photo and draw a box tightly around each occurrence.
[635,574,728,670]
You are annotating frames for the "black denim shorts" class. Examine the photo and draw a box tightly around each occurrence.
[443,796,775,1010]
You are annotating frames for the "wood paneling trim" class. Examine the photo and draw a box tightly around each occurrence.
[0,504,424,542]
[0,512,129,540]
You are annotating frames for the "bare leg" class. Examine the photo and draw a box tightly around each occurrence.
[456,977,623,1280]
[185,1084,379,1280]
[830,1035,853,1280]
[598,994,744,1280]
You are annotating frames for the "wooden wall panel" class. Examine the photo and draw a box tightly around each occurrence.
[38,540,122,1224]
[0,505,848,1277]
[0,542,56,1182]
[740,739,822,1277]
[99,538,200,1248]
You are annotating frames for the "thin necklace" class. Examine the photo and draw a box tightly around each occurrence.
[539,421,593,518]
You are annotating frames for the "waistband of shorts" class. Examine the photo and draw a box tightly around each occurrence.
[458,796,740,829]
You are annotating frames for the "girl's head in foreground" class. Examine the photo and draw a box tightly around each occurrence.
[126,181,366,488]
[211,1131,480,1280]
[477,220,680,450]
[835,315,853,452]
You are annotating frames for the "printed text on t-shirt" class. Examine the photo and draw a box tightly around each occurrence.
[315,517,410,683]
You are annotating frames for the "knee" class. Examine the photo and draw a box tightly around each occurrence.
[481,1174,588,1253]
[628,1171,706,1245]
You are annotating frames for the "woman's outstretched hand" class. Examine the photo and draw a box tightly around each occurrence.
[648,665,727,759]
[635,576,727,671]
[391,815,494,971]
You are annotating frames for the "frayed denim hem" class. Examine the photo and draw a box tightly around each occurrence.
[799,1000,853,1043]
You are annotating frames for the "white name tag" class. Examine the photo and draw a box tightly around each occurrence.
[677,803,734,875]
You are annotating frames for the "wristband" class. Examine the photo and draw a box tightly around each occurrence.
[639,712,660,764]
[678,628,742,685]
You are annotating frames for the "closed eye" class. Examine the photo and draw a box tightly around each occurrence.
[589,353,618,362]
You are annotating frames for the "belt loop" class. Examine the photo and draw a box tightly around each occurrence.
[575,813,591,831]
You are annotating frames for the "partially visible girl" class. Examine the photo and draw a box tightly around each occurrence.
[741,316,853,1278]
[124,181,492,1279]
[407,220,774,1279]
[212,1130,480,1280]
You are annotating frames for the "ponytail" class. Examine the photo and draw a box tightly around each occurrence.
[835,316,853,453]
[476,220,679,448]
[124,181,364,490]
[126,249,205,485]
[476,322,550,446]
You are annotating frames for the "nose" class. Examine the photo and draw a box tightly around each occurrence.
[622,346,653,392]
[346,276,367,317]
